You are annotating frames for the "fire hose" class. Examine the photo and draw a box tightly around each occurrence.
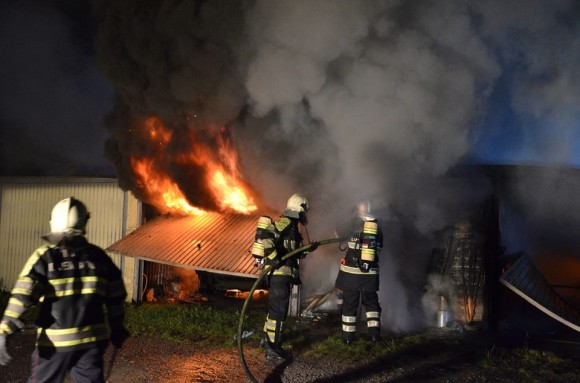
[236,237,346,383]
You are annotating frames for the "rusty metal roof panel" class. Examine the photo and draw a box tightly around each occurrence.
[106,212,261,278]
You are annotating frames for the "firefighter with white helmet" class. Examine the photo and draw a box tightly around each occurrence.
[0,197,129,382]
[335,200,384,344]
[258,193,313,363]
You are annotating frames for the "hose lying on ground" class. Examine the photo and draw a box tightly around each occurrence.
[237,238,346,383]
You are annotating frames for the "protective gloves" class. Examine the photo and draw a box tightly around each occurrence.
[0,333,11,366]
[110,326,130,349]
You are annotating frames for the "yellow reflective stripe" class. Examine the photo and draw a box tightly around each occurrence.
[39,323,106,335]
[265,331,276,342]
[36,323,109,348]
[342,315,356,323]
[44,288,105,298]
[363,221,378,234]
[14,279,34,291]
[51,276,100,285]
[361,248,376,262]
[0,323,10,333]
[50,277,104,294]
[8,297,24,307]
[267,250,278,260]
[347,241,359,249]
[3,310,21,318]
[12,288,32,295]
[366,311,380,319]
[367,320,380,328]
[274,216,291,230]
[19,246,51,277]
[339,265,378,275]
[60,288,103,296]
[4,297,26,317]
[36,336,105,348]
[272,265,294,277]
[342,324,356,332]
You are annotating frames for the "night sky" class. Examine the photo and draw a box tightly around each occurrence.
[0,1,114,177]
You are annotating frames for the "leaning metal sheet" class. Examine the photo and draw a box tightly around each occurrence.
[500,255,580,332]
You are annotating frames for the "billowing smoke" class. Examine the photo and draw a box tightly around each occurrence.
[94,0,580,332]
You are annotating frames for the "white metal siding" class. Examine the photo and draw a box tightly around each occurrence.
[0,179,132,290]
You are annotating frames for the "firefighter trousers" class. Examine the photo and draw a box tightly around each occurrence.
[341,289,381,339]
[28,344,106,383]
[263,275,293,345]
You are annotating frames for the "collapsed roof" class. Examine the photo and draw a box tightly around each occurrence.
[107,212,261,278]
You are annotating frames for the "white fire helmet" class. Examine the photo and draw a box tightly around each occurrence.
[286,193,309,214]
[49,197,90,235]
[357,200,375,221]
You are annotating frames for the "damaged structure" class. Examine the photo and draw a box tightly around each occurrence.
[106,212,261,300]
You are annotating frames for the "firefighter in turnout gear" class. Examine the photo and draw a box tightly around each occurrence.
[335,201,384,344]
[257,193,312,363]
[0,197,129,382]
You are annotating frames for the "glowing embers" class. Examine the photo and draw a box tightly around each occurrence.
[225,289,268,301]
[130,116,257,215]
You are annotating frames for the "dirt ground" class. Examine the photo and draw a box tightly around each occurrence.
[0,329,270,383]
[3,322,580,383]
[2,291,580,383]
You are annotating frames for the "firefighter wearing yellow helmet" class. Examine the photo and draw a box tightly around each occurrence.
[259,193,312,363]
[335,200,384,344]
[0,197,129,382]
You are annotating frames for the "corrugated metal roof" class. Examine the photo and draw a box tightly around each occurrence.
[106,212,261,278]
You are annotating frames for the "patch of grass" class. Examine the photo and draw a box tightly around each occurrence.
[479,345,575,382]
[125,302,264,346]
[300,331,426,363]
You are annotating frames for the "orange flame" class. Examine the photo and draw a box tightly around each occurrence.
[131,157,204,216]
[131,116,257,215]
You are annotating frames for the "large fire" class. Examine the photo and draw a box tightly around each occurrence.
[131,116,257,215]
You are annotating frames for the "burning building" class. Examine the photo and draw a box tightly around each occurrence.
[88,1,580,337]
[106,212,265,303]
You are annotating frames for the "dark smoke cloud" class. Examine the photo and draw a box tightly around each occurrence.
[94,0,580,331]
[0,0,113,177]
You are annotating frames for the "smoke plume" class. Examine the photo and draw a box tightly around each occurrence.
[95,0,580,332]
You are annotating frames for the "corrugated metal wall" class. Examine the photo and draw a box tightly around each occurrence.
[0,178,138,291]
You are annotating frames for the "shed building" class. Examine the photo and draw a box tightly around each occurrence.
[0,177,141,301]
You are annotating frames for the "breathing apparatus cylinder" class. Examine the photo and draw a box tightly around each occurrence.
[251,216,277,268]
[360,220,379,263]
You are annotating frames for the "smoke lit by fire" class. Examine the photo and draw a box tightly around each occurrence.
[131,116,257,216]
[95,1,580,333]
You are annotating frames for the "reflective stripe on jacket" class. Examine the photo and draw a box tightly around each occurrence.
[265,216,303,280]
[0,236,127,351]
